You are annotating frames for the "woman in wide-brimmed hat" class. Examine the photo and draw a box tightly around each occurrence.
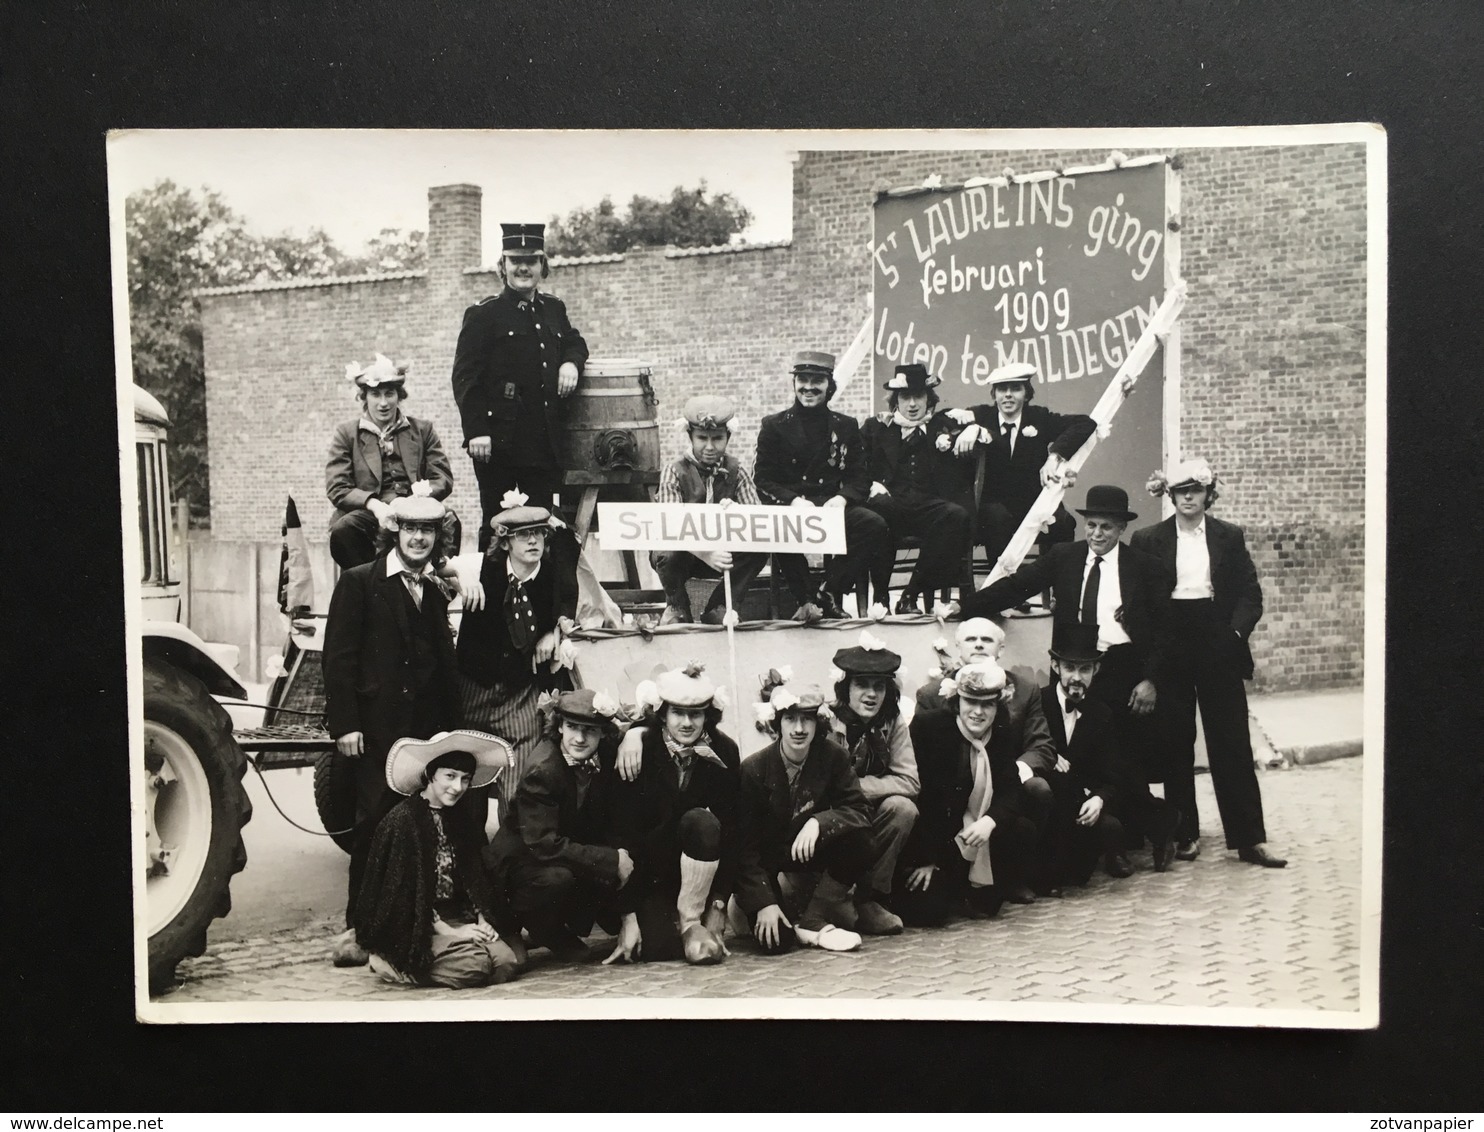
[354,730,527,988]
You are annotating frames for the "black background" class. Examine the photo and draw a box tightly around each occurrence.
[6,0,1481,1113]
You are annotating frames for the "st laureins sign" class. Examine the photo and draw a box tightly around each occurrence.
[597,503,848,555]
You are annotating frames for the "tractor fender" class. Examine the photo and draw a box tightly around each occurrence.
[142,621,248,700]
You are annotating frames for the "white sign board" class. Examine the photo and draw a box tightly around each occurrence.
[596,502,848,554]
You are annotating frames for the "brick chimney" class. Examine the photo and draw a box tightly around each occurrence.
[427,183,482,297]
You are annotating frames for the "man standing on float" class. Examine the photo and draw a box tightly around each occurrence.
[450,222,589,550]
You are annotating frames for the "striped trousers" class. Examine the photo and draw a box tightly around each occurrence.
[456,673,544,823]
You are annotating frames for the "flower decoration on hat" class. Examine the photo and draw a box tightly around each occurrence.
[591,691,620,718]
[634,679,663,714]
[501,488,529,510]
[346,352,405,389]
[410,480,433,498]
[868,602,889,622]
[941,660,1009,702]
[828,665,846,685]
[859,629,887,651]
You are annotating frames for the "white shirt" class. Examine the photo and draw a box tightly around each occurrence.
[1057,684,1080,745]
[387,550,432,582]
[508,558,542,586]
[1173,520,1215,599]
[997,412,1022,455]
[1081,543,1132,649]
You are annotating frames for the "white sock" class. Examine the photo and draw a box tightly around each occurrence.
[677,853,719,928]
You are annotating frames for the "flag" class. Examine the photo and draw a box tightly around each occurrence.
[278,495,315,616]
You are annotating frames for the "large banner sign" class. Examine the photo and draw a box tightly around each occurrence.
[872,158,1172,501]
[597,502,848,554]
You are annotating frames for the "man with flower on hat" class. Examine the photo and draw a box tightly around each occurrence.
[859,363,976,613]
[897,661,1043,924]
[354,730,526,987]
[753,349,892,619]
[1131,458,1286,868]
[326,353,462,569]
[652,394,769,625]
[323,491,463,967]
[454,488,581,825]
[484,689,633,963]
[951,360,1096,561]
[602,663,741,965]
[449,221,589,551]
[737,678,873,953]
[825,631,919,935]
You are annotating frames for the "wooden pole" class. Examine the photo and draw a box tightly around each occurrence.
[722,567,739,711]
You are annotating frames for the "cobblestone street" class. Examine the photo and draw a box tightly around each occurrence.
[152,758,1367,1021]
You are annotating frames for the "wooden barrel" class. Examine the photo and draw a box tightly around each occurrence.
[558,358,660,478]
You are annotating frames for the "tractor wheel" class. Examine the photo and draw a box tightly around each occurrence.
[313,752,359,854]
[142,658,252,993]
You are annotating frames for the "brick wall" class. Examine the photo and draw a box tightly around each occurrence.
[199,141,1368,691]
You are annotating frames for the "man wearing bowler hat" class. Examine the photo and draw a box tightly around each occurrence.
[450,222,589,550]
[1132,458,1286,868]
[953,484,1182,864]
[952,360,1096,562]
[860,363,975,612]
[753,349,891,618]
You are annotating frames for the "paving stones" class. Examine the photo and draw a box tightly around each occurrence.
[156,759,1365,1018]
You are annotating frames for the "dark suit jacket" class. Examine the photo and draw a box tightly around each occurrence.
[915,664,1056,773]
[1040,684,1122,811]
[484,736,621,887]
[906,707,1027,870]
[448,286,589,455]
[734,734,871,916]
[1130,514,1264,679]
[325,414,454,518]
[323,553,459,751]
[860,413,973,504]
[605,726,742,915]
[960,540,1174,683]
[753,404,870,505]
[969,402,1096,516]
[455,532,580,688]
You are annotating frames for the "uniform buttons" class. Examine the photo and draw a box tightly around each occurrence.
[535,323,542,329]
[508,330,515,336]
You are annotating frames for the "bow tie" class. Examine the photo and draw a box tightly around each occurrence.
[1063,700,1081,717]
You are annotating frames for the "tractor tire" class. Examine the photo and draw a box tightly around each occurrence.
[313,752,359,854]
[142,659,252,993]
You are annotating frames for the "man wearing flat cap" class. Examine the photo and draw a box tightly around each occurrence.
[952,360,1096,562]
[326,353,462,569]
[954,484,1182,868]
[652,394,769,625]
[454,489,581,826]
[1132,458,1286,868]
[753,350,891,618]
[450,222,589,550]
[860,363,975,613]
[323,493,463,967]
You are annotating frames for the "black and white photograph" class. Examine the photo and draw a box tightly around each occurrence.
[111,125,1384,1026]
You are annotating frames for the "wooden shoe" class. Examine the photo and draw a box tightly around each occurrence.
[794,923,861,951]
[332,928,369,967]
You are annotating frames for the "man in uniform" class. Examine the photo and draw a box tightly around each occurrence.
[753,350,891,618]
[952,360,1096,562]
[326,353,460,569]
[1132,458,1286,867]
[449,222,589,550]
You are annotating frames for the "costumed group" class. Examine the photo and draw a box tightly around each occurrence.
[320,222,1288,990]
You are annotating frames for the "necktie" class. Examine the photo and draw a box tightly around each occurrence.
[1002,421,1017,455]
[1080,555,1103,626]
[402,570,424,611]
[504,577,535,650]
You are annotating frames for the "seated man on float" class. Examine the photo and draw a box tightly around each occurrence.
[654,394,769,626]
[484,689,633,963]
[896,661,1042,925]
[1034,622,1145,888]
[326,353,461,570]
[735,678,873,954]
[860,363,975,612]
[603,664,739,966]
[453,488,581,826]
[825,633,919,936]
[354,731,526,988]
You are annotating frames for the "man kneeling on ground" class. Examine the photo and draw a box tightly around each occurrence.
[355,731,526,988]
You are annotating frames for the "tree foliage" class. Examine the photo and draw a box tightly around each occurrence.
[545,182,752,256]
[125,180,425,524]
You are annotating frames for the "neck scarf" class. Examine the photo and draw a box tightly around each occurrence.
[663,728,726,791]
[954,718,995,885]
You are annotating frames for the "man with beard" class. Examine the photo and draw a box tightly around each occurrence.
[753,350,891,618]
[450,222,588,548]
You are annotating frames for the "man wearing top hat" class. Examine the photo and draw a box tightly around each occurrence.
[652,394,769,625]
[953,484,1182,863]
[454,489,581,826]
[753,349,892,619]
[355,730,526,987]
[860,363,976,612]
[450,222,589,550]
[326,353,463,569]
[484,689,633,963]
[952,360,1096,561]
[323,493,462,967]
[1131,458,1286,868]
